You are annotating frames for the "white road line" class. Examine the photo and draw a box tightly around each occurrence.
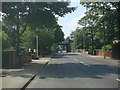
[83,63,89,67]
[116,78,120,81]
[97,75,103,78]
[80,62,89,67]
[80,61,84,64]
[69,56,89,67]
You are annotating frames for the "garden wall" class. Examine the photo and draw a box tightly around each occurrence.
[96,52,112,58]
[2,51,32,68]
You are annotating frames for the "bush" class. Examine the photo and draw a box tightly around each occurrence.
[101,44,112,52]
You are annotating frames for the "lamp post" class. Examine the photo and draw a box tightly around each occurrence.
[36,36,38,59]
[82,33,85,53]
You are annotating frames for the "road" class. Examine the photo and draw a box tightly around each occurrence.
[26,53,119,88]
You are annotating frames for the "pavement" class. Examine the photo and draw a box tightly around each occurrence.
[1,57,51,89]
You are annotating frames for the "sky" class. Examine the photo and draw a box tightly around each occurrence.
[58,0,86,38]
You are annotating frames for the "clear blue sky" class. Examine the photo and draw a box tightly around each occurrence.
[58,0,86,38]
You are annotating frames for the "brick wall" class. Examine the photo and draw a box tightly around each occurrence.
[96,52,112,58]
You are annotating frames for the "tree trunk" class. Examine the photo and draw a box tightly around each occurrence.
[16,12,21,65]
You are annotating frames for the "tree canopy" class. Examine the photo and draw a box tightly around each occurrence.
[71,2,119,54]
[2,2,75,56]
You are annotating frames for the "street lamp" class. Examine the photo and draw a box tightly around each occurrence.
[36,36,38,59]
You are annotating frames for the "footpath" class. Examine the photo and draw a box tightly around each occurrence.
[1,57,51,89]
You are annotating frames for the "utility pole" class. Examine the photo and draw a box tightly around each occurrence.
[36,36,38,58]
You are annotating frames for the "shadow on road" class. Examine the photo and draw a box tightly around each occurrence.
[1,62,44,78]
[37,62,119,79]
[1,57,119,80]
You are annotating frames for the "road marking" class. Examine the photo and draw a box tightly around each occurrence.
[74,59,89,67]
[83,63,89,66]
[97,75,103,78]
[80,61,84,64]
[69,56,89,67]
[116,78,120,81]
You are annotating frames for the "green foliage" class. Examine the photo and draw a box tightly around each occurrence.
[0,31,12,50]
[2,2,75,55]
[53,25,64,43]
[19,27,34,55]
[71,2,119,53]
[38,28,54,54]
[101,44,112,52]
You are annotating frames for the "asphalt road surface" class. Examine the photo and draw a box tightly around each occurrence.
[27,53,119,88]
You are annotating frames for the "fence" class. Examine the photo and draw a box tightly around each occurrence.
[2,51,32,68]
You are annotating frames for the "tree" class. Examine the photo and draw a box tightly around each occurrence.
[2,2,75,56]
[0,31,12,50]
[76,2,119,54]
[80,2,119,40]
[78,8,100,54]
[53,25,64,44]
[110,2,120,39]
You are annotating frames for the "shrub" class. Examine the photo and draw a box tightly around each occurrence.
[101,44,112,52]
